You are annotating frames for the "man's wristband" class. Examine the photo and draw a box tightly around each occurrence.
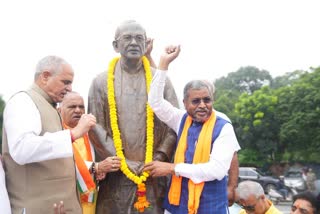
[89,162,96,174]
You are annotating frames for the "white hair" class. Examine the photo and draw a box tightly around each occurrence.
[183,80,213,100]
[34,55,69,80]
[237,180,265,200]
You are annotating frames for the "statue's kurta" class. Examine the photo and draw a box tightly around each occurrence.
[88,61,179,214]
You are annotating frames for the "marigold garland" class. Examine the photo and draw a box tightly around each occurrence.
[107,56,154,212]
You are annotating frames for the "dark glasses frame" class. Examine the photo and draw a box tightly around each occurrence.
[239,196,262,212]
[240,204,256,212]
[190,97,212,105]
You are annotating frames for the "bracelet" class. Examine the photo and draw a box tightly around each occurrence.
[70,130,76,142]
[90,162,96,174]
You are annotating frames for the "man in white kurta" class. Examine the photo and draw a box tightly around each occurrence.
[2,55,96,214]
[144,46,240,213]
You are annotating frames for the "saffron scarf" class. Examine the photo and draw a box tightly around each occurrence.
[64,124,96,203]
[168,112,216,214]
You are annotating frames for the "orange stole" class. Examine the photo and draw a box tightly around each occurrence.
[63,124,96,203]
[168,112,216,214]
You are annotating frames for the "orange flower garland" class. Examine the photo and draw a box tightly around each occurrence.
[107,56,154,212]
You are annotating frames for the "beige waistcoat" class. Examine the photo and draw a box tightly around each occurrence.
[2,85,81,214]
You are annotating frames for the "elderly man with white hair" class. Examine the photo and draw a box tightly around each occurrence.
[2,55,96,214]
[237,180,282,214]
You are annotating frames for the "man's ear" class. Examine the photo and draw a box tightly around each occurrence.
[41,71,51,83]
[183,99,187,109]
[113,41,119,53]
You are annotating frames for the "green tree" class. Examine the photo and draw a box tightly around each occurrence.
[214,66,272,123]
[276,68,320,162]
[215,66,272,95]
[235,86,280,163]
[271,70,307,89]
[214,89,241,121]
[215,65,320,165]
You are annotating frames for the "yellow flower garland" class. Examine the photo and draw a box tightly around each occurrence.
[107,56,154,212]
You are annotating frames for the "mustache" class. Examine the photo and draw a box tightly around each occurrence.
[195,108,209,113]
[73,115,81,119]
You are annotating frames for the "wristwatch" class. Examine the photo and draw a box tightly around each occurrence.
[89,162,96,174]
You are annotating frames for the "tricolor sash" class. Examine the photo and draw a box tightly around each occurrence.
[64,124,96,203]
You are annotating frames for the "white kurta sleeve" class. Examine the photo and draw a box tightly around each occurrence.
[148,69,185,133]
[4,92,73,165]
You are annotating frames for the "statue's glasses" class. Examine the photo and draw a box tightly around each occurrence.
[116,34,146,44]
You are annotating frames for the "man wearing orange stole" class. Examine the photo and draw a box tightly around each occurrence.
[59,92,121,214]
[144,46,241,214]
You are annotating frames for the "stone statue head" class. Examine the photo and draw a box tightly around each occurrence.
[112,20,147,60]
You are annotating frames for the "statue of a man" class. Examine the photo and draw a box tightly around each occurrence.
[88,20,179,214]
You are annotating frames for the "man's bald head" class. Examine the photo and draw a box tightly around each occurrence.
[59,92,85,128]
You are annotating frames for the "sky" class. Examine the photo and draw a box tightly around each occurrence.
[0,0,319,104]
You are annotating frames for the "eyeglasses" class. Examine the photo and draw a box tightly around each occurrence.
[190,97,212,105]
[116,34,146,43]
[291,205,311,214]
[240,204,256,212]
[239,196,261,212]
